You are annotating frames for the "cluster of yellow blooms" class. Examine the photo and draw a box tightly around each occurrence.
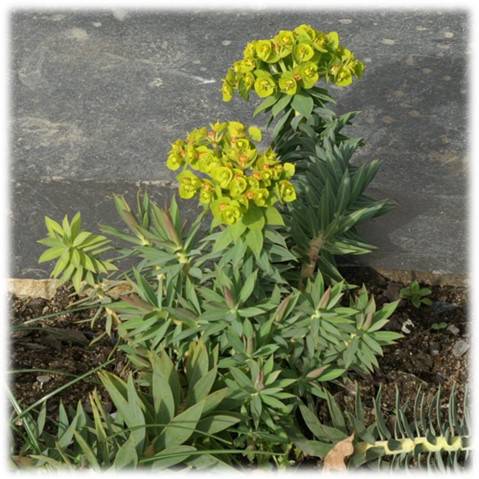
[166,121,297,225]
[222,24,365,102]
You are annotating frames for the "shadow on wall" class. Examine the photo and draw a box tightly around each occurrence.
[337,50,466,264]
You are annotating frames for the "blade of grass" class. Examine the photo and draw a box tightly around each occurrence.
[9,368,77,377]
[105,422,233,447]
[10,358,114,423]
[12,305,99,328]
[139,448,286,465]
[8,388,42,455]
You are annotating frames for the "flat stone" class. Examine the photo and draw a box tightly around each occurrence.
[447,324,460,336]
[10,179,198,278]
[452,339,469,358]
[383,282,402,301]
[10,11,467,279]
[8,278,60,299]
[431,300,459,316]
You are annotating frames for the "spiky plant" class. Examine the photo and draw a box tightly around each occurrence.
[38,213,116,293]
[296,384,470,471]
[10,341,242,470]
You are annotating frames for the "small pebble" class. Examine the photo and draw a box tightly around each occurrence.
[384,282,402,301]
[452,339,469,358]
[401,318,414,334]
[429,341,440,355]
[447,324,460,336]
[431,301,458,315]
[36,375,52,386]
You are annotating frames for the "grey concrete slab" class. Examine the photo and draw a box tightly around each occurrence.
[10,10,468,278]
[10,179,183,278]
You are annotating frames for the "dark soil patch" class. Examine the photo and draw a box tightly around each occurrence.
[333,266,469,423]
[9,287,127,419]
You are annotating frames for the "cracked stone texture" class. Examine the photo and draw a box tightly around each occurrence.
[10,10,468,279]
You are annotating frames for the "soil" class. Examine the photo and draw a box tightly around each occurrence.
[332,267,469,423]
[9,287,127,419]
[9,267,469,434]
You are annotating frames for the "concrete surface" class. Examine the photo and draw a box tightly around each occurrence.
[10,9,468,279]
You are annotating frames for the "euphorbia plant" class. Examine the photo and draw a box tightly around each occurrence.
[222,24,364,102]
[165,121,296,257]
[22,24,464,471]
[220,24,392,283]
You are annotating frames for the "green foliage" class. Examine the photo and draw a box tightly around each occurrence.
[222,24,364,103]
[11,342,241,469]
[38,213,116,293]
[165,121,296,228]
[102,193,206,288]
[296,385,470,471]
[288,138,393,283]
[400,280,433,308]
[25,22,458,472]
[431,322,448,331]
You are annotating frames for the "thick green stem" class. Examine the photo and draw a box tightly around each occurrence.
[357,435,470,456]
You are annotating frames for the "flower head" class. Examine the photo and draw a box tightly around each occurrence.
[178,170,201,199]
[166,121,297,225]
[278,180,297,203]
[222,24,365,102]
[254,72,276,98]
[279,71,298,95]
[212,198,242,225]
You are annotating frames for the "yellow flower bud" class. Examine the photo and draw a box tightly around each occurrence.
[283,162,295,179]
[230,176,248,197]
[279,71,298,95]
[255,40,273,62]
[254,73,276,98]
[294,41,315,63]
[166,152,183,171]
[178,171,201,199]
[253,188,269,207]
[222,81,233,102]
[279,180,297,203]
[213,166,234,188]
[199,181,215,205]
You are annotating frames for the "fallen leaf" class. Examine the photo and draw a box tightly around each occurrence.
[306,366,327,379]
[11,455,35,468]
[120,294,154,312]
[323,433,355,471]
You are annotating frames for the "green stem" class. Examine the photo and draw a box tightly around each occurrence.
[12,305,98,328]
[10,358,114,423]
[357,435,471,456]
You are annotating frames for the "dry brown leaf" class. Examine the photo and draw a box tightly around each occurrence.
[120,294,154,312]
[323,433,355,471]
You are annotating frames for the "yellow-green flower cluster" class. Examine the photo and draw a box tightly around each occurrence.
[166,121,296,225]
[222,24,365,102]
